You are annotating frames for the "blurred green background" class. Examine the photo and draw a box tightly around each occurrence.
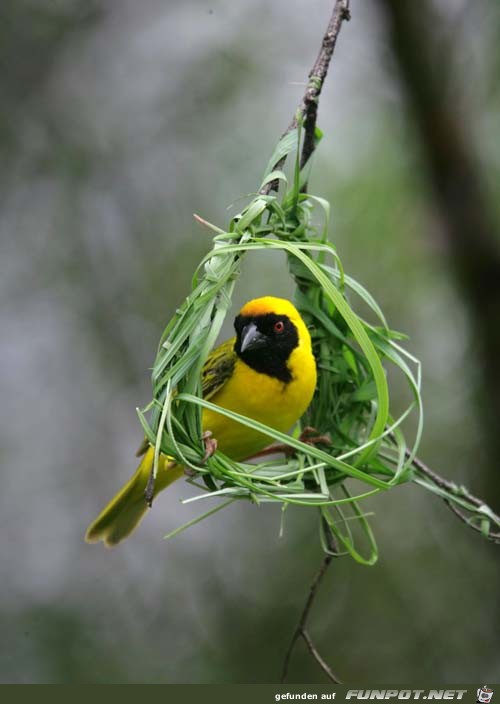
[1,0,499,684]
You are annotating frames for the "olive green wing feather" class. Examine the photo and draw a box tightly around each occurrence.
[136,337,236,457]
[201,337,237,400]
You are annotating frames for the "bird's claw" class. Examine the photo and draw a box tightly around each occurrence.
[248,427,331,461]
[299,426,331,447]
[201,430,218,463]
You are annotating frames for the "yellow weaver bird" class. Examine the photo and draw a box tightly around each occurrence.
[85,296,317,547]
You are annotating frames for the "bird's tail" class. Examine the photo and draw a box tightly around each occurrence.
[85,446,184,547]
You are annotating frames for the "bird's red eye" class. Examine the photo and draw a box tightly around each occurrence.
[274,320,284,333]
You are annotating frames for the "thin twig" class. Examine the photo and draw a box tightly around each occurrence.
[299,0,351,174]
[281,522,342,683]
[409,452,500,543]
[260,0,350,196]
[301,630,341,684]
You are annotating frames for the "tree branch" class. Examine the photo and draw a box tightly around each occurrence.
[301,629,341,683]
[260,0,350,196]
[410,452,500,543]
[281,523,342,684]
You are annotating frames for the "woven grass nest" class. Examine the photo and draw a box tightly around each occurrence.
[137,127,423,564]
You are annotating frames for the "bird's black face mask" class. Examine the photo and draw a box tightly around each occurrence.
[233,313,299,382]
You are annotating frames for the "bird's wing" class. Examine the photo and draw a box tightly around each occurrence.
[201,337,237,400]
[136,337,237,457]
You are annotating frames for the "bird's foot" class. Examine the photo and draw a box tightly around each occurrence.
[201,430,218,463]
[299,426,332,448]
[249,426,331,460]
[249,444,291,460]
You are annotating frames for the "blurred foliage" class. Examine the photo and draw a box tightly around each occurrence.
[0,0,101,159]
[0,0,499,684]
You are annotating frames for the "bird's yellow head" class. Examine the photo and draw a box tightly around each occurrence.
[234,296,314,383]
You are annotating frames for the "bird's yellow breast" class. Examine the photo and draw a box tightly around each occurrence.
[202,332,317,461]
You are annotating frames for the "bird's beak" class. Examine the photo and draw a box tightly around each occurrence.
[240,322,267,353]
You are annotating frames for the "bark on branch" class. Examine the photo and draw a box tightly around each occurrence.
[260,0,351,196]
